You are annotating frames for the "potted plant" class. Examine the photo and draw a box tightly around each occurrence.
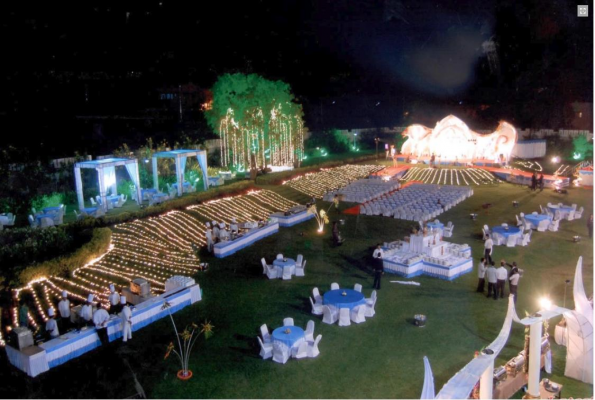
[162,301,214,380]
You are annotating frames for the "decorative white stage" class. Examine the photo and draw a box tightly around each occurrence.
[382,234,472,280]
[5,284,202,377]
[269,210,315,227]
[214,223,280,258]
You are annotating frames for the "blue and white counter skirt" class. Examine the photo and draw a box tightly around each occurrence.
[6,284,201,377]
[382,240,472,281]
[213,223,279,258]
[269,211,315,227]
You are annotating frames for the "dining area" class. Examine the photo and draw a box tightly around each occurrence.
[258,319,322,363]
[28,204,66,229]
[262,254,306,280]
[310,283,377,326]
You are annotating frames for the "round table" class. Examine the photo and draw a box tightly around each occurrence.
[323,289,366,310]
[491,226,522,238]
[426,222,444,230]
[524,214,551,229]
[272,326,305,349]
[273,258,296,269]
[547,205,574,218]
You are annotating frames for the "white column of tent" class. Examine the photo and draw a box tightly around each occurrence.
[134,161,142,204]
[74,165,84,211]
[152,156,159,191]
[526,320,543,398]
[175,156,183,197]
[97,167,108,213]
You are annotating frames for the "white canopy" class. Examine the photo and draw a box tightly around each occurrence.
[152,149,209,196]
[74,158,142,212]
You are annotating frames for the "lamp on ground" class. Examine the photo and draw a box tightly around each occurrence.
[573,235,581,243]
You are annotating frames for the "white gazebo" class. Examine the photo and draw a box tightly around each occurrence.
[151,149,209,196]
[74,158,142,212]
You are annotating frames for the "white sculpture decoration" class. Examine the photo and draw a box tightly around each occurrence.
[400,115,517,163]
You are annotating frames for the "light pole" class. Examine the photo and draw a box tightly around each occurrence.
[375,137,379,159]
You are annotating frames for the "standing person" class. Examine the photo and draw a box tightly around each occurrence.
[588,214,593,238]
[18,299,29,328]
[230,218,239,237]
[58,290,71,332]
[372,244,384,290]
[484,234,494,265]
[93,303,110,346]
[119,296,132,343]
[531,173,537,191]
[205,227,213,252]
[538,174,544,191]
[476,258,487,293]
[496,261,508,299]
[108,284,120,314]
[45,308,60,340]
[486,262,498,300]
[212,222,220,243]
[430,153,436,167]
[509,267,521,303]
[79,294,94,327]
[333,194,340,211]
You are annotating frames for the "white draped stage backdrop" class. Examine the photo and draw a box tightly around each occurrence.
[421,256,592,399]
[152,149,209,196]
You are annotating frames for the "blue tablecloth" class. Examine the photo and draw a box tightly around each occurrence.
[83,207,98,214]
[107,195,120,203]
[141,188,158,199]
[43,206,62,212]
[548,205,573,213]
[427,222,444,230]
[273,258,296,269]
[153,193,167,199]
[272,326,305,348]
[171,182,190,189]
[36,213,55,221]
[491,226,521,238]
[524,214,551,226]
[324,289,366,310]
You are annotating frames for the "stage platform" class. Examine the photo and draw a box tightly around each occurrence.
[395,156,503,167]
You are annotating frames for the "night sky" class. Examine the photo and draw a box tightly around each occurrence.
[0,1,592,158]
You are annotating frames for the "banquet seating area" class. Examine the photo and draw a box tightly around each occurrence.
[322,179,400,203]
[360,184,473,221]
[28,204,66,228]
[259,319,322,363]
[262,254,306,280]
[309,284,377,326]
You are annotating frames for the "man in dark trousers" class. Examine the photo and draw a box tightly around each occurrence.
[531,173,537,191]
[476,258,487,293]
[496,261,508,299]
[372,244,384,289]
[486,262,498,300]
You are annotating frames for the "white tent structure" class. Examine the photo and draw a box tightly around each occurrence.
[562,257,593,384]
[75,158,142,213]
[151,149,209,196]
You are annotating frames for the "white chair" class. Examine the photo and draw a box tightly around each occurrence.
[310,297,323,315]
[283,317,294,327]
[276,254,283,260]
[304,320,315,342]
[571,203,577,210]
[295,260,306,277]
[266,265,278,280]
[40,217,54,229]
[294,341,309,359]
[350,305,366,323]
[567,210,575,221]
[260,324,272,344]
[282,267,292,280]
[296,254,303,268]
[90,197,97,206]
[261,258,269,274]
[257,337,273,359]
[539,205,544,214]
[506,235,517,247]
[548,219,560,232]
[308,334,322,358]
[515,215,523,227]
[74,210,84,220]
[481,228,488,240]
[365,290,377,317]
[354,283,362,293]
[338,308,351,327]
[575,207,584,219]
[322,306,338,324]
[312,288,323,304]
[443,224,454,238]
[272,342,290,364]
[330,282,340,290]
[537,219,550,232]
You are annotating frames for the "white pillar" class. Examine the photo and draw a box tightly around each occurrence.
[479,359,494,400]
[74,166,84,211]
[527,319,543,398]
[152,157,159,190]
[175,156,183,197]
[135,162,142,204]
[97,168,108,213]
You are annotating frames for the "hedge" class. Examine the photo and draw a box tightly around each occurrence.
[255,154,379,185]
[18,227,112,286]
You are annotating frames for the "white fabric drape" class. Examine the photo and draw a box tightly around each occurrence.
[180,156,187,177]
[421,356,435,399]
[103,166,116,195]
[196,152,209,191]
[124,163,139,192]
[545,350,552,373]
[74,166,84,211]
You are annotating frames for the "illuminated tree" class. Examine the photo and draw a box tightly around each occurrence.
[205,73,305,170]
[571,135,593,161]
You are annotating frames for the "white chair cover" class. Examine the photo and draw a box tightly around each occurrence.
[338,308,351,327]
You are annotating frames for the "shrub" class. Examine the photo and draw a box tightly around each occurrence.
[307,129,350,154]
[18,228,111,285]
[31,192,64,211]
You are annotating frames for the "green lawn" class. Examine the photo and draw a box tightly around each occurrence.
[0,181,592,399]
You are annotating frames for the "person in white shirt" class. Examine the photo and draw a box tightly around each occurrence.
[45,308,60,339]
[212,223,220,243]
[372,244,384,290]
[484,235,493,264]
[509,268,521,303]
[476,258,487,293]
[205,228,213,252]
[92,303,111,345]
[230,218,238,236]
[58,290,71,331]
[119,296,132,342]
[108,284,120,314]
[496,261,508,300]
[486,262,498,300]
[79,294,94,326]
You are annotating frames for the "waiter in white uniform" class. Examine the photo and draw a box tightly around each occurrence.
[119,296,133,342]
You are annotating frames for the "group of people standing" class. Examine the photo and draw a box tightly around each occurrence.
[18,283,133,345]
[204,219,239,252]
[476,258,522,302]
[531,172,545,191]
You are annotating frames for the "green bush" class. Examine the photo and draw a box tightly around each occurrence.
[18,228,111,285]
[31,192,64,211]
[117,180,135,198]
[306,129,350,154]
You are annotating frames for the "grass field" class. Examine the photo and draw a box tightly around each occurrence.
[0,171,592,398]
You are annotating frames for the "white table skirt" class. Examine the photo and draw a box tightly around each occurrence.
[5,345,49,377]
